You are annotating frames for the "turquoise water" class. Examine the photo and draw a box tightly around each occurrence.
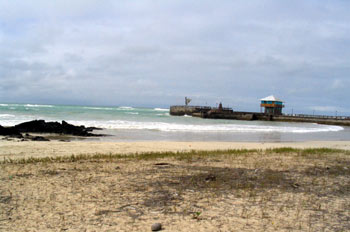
[0,103,349,142]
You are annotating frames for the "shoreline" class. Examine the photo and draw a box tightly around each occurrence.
[2,139,350,160]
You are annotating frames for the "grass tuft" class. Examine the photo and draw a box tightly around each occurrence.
[1,148,349,165]
[266,147,299,153]
[300,148,345,155]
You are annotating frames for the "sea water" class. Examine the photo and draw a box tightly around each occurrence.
[0,103,349,142]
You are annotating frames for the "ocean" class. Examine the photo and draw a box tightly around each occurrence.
[0,103,349,142]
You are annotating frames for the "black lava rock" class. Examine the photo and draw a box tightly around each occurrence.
[13,120,101,136]
[0,125,23,138]
[31,136,50,141]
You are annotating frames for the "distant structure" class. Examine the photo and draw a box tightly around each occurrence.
[218,102,223,111]
[170,96,350,126]
[260,95,284,115]
[185,97,192,106]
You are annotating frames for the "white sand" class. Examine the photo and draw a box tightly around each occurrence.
[2,145,350,231]
[1,140,350,160]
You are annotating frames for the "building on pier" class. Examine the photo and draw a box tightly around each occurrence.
[260,95,284,115]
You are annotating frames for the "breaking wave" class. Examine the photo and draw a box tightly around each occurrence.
[67,120,344,133]
[0,114,15,118]
[154,108,169,111]
[83,107,116,110]
[25,104,54,108]
[118,106,134,110]
[156,113,170,116]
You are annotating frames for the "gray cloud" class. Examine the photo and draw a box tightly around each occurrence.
[0,0,350,114]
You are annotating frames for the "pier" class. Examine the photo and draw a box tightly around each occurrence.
[170,96,350,126]
[170,106,350,126]
[168,105,212,116]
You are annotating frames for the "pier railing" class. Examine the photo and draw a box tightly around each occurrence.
[283,114,350,120]
[170,105,212,109]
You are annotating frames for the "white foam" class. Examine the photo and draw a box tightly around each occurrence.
[125,112,139,115]
[156,113,170,116]
[67,120,344,134]
[83,107,116,110]
[154,108,169,112]
[0,114,15,118]
[0,104,9,107]
[118,106,134,110]
[25,104,53,108]
[0,119,35,127]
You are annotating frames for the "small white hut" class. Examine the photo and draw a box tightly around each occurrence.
[260,95,284,115]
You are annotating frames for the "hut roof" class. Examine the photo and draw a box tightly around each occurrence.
[260,95,283,102]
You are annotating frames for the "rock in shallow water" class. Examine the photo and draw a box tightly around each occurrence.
[151,223,162,231]
[31,136,50,141]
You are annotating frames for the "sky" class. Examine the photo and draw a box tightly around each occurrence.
[0,0,350,115]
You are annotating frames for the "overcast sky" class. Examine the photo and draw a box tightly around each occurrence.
[0,0,350,114]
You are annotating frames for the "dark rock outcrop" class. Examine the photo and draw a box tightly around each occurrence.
[14,120,100,136]
[1,120,102,137]
[31,136,50,141]
[0,125,23,138]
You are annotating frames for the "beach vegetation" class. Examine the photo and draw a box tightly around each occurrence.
[1,147,350,231]
[1,147,348,165]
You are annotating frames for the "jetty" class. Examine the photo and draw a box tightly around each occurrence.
[170,96,350,126]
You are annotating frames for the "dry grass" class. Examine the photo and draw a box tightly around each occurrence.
[1,148,350,231]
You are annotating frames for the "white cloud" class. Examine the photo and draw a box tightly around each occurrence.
[331,79,344,89]
[0,0,350,109]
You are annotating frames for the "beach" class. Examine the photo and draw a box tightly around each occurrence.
[1,104,350,231]
[2,139,350,160]
[1,139,350,231]
[2,0,350,230]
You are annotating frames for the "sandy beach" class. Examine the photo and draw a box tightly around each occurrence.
[1,139,350,231]
[2,0,350,230]
[1,139,350,160]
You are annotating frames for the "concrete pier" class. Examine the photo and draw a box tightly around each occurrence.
[274,114,350,126]
[169,105,211,116]
[170,105,350,126]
